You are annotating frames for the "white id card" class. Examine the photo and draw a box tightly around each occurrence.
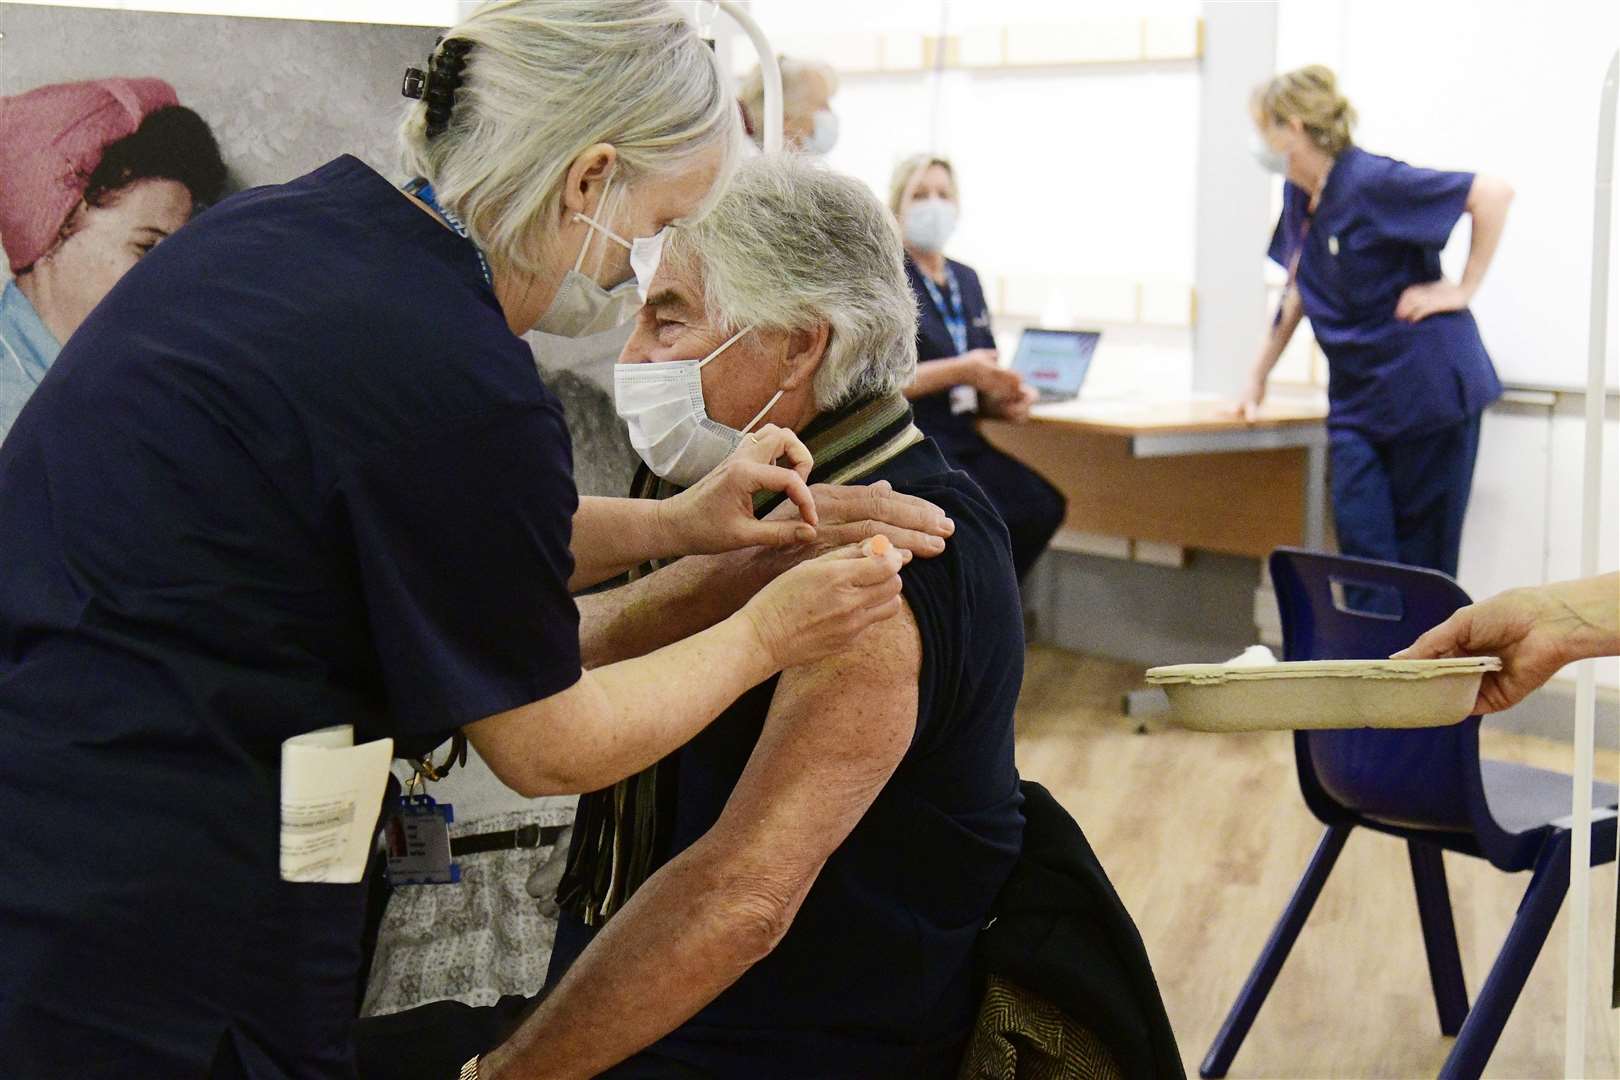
[950,384,979,415]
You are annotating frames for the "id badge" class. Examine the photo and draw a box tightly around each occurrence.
[384,794,459,885]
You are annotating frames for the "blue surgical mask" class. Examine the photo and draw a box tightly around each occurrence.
[1250,134,1288,176]
[805,109,839,155]
[902,197,958,254]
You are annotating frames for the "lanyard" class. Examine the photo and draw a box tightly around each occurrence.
[919,265,969,356]
[406,178,492,288]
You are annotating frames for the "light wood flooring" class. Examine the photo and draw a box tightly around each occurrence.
[1017,646,1620,1080]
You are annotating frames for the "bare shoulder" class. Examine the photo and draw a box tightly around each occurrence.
[767,595,921,764]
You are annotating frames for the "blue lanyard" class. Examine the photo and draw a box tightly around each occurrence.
[919,265,968,355]
[406,178,492,288]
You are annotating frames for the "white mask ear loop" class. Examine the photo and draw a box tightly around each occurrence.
[696,327,751,367]
[694,326,783,435]
[571,173,631,273]
[741,388,786,435]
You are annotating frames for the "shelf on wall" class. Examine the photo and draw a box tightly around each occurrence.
[730,18,1203,78]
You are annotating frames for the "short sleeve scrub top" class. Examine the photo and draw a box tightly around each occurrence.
[1269,146,1502,574]
[0,156,583,1078]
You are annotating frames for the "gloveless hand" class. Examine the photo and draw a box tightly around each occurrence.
[983,383,1039,423]
[961,349,1023,401]
[660,425,820,555]
[761,479,953,560]
[741,538,909,670]
[1395,279,1469,323]
[1394,586,1588,714]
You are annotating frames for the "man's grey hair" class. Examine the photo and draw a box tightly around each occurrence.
[399,0,740,275]
[665,154,918,410]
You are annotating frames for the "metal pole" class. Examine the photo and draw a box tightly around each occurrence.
[716,1,783,153]
[1565,47,1616,1080]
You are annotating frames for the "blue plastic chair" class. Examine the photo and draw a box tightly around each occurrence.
[1201,548,1618,1080]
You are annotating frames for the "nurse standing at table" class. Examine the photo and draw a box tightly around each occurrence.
[1235,65,1514,576]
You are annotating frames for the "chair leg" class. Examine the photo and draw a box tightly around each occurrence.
[1408,841,1469,1036]
[1437,830,1571,1080]
[1200,824,1351,1079]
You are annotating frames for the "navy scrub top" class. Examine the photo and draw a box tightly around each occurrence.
[1269,146,1502,442]
[905,255,998,455]
[0,155,582,1078]
[551,435,1026,1079]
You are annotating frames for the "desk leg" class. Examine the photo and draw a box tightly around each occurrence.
[1304,439,1327,551]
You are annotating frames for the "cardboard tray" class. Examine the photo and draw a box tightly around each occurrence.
[1144,657,1503,733]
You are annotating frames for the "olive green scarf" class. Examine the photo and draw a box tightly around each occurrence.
[556,393,923,926]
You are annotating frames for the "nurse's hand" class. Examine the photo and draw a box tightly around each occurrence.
[741,538,909,668]
[983,383,1039,423]
[961,349,1023,401]
[1395,279,1470,323]
[662,425,821,554]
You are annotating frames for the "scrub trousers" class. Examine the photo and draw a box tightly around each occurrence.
[1328,412,1483,577]
[937,434,1067,583]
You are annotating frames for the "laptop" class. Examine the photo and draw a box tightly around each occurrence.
[1011,328,1100,403]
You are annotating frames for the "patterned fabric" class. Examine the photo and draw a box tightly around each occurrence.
[558,393,924,925]
[362,805,575,1016]
[957,976,1123,1080]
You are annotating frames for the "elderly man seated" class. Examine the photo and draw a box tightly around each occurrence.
[482,154,1026,1080]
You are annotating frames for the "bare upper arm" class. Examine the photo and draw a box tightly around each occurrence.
[703,594,923,901]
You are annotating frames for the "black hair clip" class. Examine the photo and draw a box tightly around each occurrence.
[401,37,476,139]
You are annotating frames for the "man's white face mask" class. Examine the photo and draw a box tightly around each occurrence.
[534,173,667,337]
[613,326,782,488]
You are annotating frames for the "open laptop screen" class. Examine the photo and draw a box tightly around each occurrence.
[1011,329,1101,401]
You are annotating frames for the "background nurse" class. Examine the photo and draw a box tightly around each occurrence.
[1235,65,1514,577]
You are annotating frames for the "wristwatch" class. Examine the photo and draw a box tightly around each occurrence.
[459,1055,481,1080]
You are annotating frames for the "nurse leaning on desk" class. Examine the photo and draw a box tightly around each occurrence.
[1234,65,1514,577]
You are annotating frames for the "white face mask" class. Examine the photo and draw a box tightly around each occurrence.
[534,174,664,336]
[902,197,958,253]
[1250,133,1288,175]
[613,326,783,488]
[805,109,839,155]
[628,227,667,302]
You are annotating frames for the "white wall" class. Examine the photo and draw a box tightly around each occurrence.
[5,0,460,25]
[1276,0,1620,392]
[727,0,1203,396]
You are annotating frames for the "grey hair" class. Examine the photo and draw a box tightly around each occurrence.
[665,153,917,409]
[399,0,740,274]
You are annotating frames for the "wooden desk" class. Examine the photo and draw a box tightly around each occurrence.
[980,397,1328,559]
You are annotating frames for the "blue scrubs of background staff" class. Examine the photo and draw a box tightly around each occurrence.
[905,255,1066,583]
[1269,147,1502,576]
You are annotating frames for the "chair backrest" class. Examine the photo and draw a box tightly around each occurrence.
[1269,548,1483,832]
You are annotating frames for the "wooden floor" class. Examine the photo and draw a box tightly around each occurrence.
[1017,646,1620,1080]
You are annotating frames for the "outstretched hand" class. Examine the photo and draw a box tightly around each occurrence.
[1395,586,1584,714]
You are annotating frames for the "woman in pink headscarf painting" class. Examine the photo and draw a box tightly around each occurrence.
[0,77,226,439]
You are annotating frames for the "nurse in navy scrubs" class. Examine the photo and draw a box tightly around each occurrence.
[0,4,939,1077]
[891,154,1067,583]
[1236,65,1513,576]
